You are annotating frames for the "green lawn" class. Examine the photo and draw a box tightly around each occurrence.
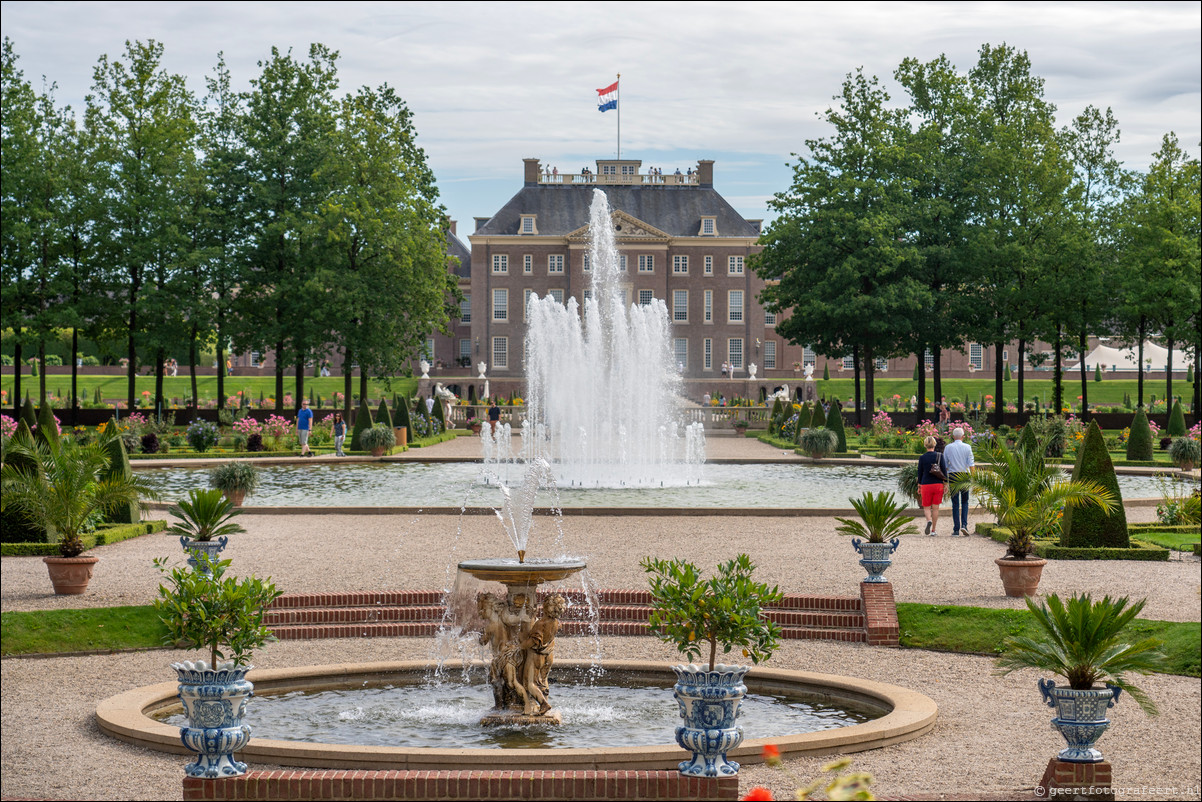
[1134,530,1202,552]
[897,602,1200,677]
[0,605,168,655]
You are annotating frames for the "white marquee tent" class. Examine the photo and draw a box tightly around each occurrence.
[1067,341,1182,372]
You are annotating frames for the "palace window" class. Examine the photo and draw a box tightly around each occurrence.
[673,255,688,274]
[704,290,713,323]
[728,256,744,275]
[674,338,688,370]
[520,216,535,234]
[704,255,713,275]
[969,343,984,370]
[492,254,508,274]
[459,339,471,361]
[583,253,591,272]
[701,217,716,236]
[492,337,508,369]
[549,288,565,304]
[639,289,654,306]
[764,341,776,369]
[619,255,628,272]
[492,289,508,321]
[459,293,471,323]
[548,254,564,274]
[523,254,532,274]
[638,254,654,273]
[673,290,688,322]
[704,338,713,370]
[764,311,776,326]
[729,338,744,369]
[728,290,744,323]
[842,355,855,371]
[803,346,816,366]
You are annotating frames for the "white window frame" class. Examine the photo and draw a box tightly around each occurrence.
[548,254,564,274]
[520,216,535,234]
[583,253,591,272]
[523,288,533,321]
[704,290,713,323]
[842,355,855,371]
[423,338,435,360]
[701,217,716,236]
[874,357,888,372]
[728,338,744,370]
[459,339,471,361]
[728,290,744,323]
[459,293,471,323]
[764,340,776,369]
[638,289,654,306]
[673,255,688,274]
[728,255,744,275]
[673,290,688,322]
[704,255,713,275]
[803,346,816,366]
[549,288,565,304]
[250,350,261,367]
[492,254,508,274]
[619,254,628,272]
[523,254,532,274]
[638,254,654,274]
[969,343,984,370]
[492,336,508,369]
[674,338,688,370]
[764,311,776,326]
[704,338,713,370]
[492,288,508,321]
[924,349,934,369]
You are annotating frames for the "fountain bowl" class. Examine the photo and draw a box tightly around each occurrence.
[97,659,937,770]
[458,557,588,587]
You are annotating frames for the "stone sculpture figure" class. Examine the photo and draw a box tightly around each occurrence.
[475,591,565,717]
[519,594,566,715]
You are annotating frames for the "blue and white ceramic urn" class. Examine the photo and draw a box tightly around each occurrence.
[672,663,749,777]
[181,536,228,574]
[852,537,900,583]
[1039,678,1121,763]
[172,660,254,778]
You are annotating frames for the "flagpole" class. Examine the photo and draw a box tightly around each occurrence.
[616,73,621,160]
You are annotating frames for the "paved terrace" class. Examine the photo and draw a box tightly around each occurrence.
[1,434,1199,801]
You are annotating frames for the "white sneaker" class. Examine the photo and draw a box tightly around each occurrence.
[960,528,970,537]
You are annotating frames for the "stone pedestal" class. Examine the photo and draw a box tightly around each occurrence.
[480,709,563,727]
[1037,758,1114,801]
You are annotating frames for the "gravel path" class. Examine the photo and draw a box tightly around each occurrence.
[2,434,1199,801]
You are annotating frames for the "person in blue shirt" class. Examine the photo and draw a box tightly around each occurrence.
[296,399,314,457]
[942,427,976,537]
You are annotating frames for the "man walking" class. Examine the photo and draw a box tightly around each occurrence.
[296,399,314,457]
[943,426,975,536]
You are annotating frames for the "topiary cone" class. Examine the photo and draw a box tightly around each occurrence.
[103,436,140,524]
[432,394,447,431]
[826,400,847,452]
[376,398,394,431]
[1061,420,1127,548]
[20,397,37,431]
[350,395,373,451]
[810,402,827,431]
[35,404,59,446]
[1167,400,1186,437]
[394,395,412,444]
[1125,408,1154,461]
[0,421,47,543]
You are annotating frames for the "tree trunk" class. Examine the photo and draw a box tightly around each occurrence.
[71,327,79,426]
[916,348,926,419]
[1194,346,1200,416]
[359,368,369,408]
[933,346,942,409]
[1166,337,1173,407]
[155,349,165,420]
[295,352,305,412]
[343,347,353,418]
[1017,339,1026,413]
[216,312,225,411]
[189,325,199,408]
[1053,324,1063,415]
[852,345,862,426]
[127,286,138,412]
[993,341,1004,428]
[863,346,874,427]
[38,340,47,405]
[275,340,285,412]
[13,337,22,415]
[1137,320,1145,408]
[1079,328,1089,423]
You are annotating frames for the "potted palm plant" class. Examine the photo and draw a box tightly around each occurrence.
[835,491,919,582]
[997,593,1163,763]
[360,423,396,457]
[800,427,837,459]
[153,555,282,778]
[1168,437,1200,472]
[1,428,155,594]
[956,438,1116,597]
[641,554,783,778]
[167,488,246,573]
[207,461,258,507]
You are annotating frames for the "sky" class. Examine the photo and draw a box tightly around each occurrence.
[2,1,1199,237]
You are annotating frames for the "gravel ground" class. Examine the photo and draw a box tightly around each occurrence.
[2,434,1199,800]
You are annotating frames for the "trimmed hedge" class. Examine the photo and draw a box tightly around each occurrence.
[1167,400,1187,437]
[1034,540,1169,562]
[1061,420,1128,548]
[349,395,373,452]
[103,437,140,525]
[1126,408,1154,460]
[827,403,848,452]
[2,520,166,556]
[1128,523,1202,533]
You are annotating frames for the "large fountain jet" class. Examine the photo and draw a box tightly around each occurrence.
[518,190,704,487]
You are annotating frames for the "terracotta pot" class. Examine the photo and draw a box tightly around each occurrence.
[44,555,100,595]
[469,423,482,435]
[371,446,386,457]
[995,556,1047,597]
[221,489,246,507]
[393,427,408,449]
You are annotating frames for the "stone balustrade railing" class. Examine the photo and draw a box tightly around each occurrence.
[448,405,771,428]
[537,172,699,186]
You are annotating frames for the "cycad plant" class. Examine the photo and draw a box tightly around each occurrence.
[167,489,246,543]
[0,429,157,556]
[835,491,919,543]
[954,437,1116,558]
[996,593,1164,714]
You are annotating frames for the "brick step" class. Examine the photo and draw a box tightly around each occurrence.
[269,620,867,642]
[265,605,446,626]
[594,604,864,629]
[270,590,443,609]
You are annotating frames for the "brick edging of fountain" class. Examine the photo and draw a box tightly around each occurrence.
[182,769,737,801]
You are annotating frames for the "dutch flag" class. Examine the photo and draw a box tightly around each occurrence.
[597,80,618,113]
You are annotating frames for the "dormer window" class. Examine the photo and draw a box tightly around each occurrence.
[700,217,717,236]
[520,215,537,235]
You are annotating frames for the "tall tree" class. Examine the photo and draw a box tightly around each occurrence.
[86,39,198,412]
[239,44,339,413]
[317,82,458,407]
[962,43,1065,426]
[753,70,923,425]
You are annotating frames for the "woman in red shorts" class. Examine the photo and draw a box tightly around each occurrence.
[918,435,948,535]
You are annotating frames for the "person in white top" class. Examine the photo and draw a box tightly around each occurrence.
[943,427,975,537]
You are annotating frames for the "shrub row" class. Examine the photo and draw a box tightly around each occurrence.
[1,520,166,556]
[1128,523,1202,533]
[1033,540,1169,562]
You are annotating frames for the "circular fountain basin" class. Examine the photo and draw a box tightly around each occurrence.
[97,660,937,770]
[459,557,588,586]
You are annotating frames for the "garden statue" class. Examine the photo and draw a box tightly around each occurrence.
[803,363,814,380]
[434,383,458,428]
[477,591,568,721]
[419,359,431,379]
[747,363,757,381]
[477,361,488,379]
